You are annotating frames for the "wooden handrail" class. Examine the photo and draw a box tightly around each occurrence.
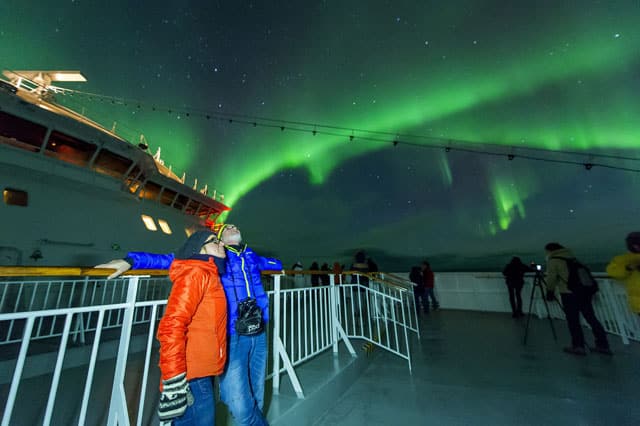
[0,266,408,281]
[0,267,168,277]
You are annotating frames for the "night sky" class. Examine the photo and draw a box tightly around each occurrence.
[2,1,639,271]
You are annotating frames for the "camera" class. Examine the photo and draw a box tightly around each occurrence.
[530,261,542,271]
[536,264,542,271]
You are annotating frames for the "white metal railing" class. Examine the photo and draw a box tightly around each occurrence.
[0,276,170,345]
[375,273,421,337]
[432,271,640,343]
[529,278,640,344]
[6,269,635,424]
[0,275,168,426]
[0,271,415,425]
[269,274,356,398]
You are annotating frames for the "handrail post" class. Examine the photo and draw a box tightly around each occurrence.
[107,276,140,426]
[329,274,338,353]
[2,317,34,426]
[72,276,89,345]
[272,274,281,395]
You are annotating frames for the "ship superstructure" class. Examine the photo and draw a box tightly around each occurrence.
[0,70,229,266]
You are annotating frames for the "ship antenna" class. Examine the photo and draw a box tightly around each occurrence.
[153,147,165,165]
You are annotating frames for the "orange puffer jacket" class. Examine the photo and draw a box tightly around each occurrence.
[157,258,227,383]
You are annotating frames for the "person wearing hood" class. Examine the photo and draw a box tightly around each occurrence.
[96,224,282,426]
[156,230,227,425]
[606,232,640,314]
[544,242,611,356]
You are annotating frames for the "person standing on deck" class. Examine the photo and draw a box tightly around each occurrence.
[350,251,369,287]
[320,263,330,286]
[96,224,282,426]
[502,257,530,318]
[606,232,640,315]
[422,261,439,312]
[156,230,227,426]
[291,261,305,289]
[409,266,427,314]
[367,258,379,276]
[309,261,320,287]
[332,262,343,284]
[544,242,611,356]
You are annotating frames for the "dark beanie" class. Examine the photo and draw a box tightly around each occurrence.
[626,232,640,253]
[175,230,216,259]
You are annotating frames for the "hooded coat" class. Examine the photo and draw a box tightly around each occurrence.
[223,244,282,334]
[545,247,575,294]
[157,257,227,383]
[607,252,640,312]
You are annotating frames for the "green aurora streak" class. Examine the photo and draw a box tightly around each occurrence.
[2,1,638,238]
[208,16,638,235]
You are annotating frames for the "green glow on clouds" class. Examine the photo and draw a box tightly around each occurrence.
[215,16,639,208]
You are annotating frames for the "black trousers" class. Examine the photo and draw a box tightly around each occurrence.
[414,289,428,313]
[560,292,609,349]
[506,283,523,314]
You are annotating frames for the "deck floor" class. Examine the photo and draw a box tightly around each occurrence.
[3,309,639,425]
[312,309,640,426]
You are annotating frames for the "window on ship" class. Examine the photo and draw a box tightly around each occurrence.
[45,131,97,167]
[139,181,161,201]
[141,215,157,231]
[0,111,47,152]
[158,219,172,234]
[3,188,28,207]
[173,194,189,211]
[185,199,201,215]
[92,149,133,179]
[159,188,177,206]
[126,167,143,193]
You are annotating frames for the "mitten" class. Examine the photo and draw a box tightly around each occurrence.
[158,373,191,421]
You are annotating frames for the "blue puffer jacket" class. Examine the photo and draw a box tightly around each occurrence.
[127,245,282,335]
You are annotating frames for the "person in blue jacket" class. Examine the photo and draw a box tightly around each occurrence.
[97,223,282,426]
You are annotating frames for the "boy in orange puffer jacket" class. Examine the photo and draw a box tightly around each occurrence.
[157,230,227,425]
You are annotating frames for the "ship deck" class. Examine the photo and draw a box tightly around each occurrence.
[294,309,640,426]
[2,307,639,425]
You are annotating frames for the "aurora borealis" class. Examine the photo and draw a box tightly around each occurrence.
[1,0,639,270]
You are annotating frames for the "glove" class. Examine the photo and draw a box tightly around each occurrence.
[158,373,192,421]
[94,258,132,279]
[546,290,555,302]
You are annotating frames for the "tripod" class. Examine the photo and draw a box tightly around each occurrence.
[523,269,558,344]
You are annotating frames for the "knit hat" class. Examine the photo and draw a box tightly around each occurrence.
[212,223,232,241]
[175,230,217,259]
[626,232,640,253]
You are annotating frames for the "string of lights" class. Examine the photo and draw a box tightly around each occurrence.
[51,85,640,174]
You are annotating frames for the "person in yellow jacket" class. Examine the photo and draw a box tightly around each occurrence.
[606,232,640,313]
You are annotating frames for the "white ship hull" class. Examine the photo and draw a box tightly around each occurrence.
[0,71,228,266]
